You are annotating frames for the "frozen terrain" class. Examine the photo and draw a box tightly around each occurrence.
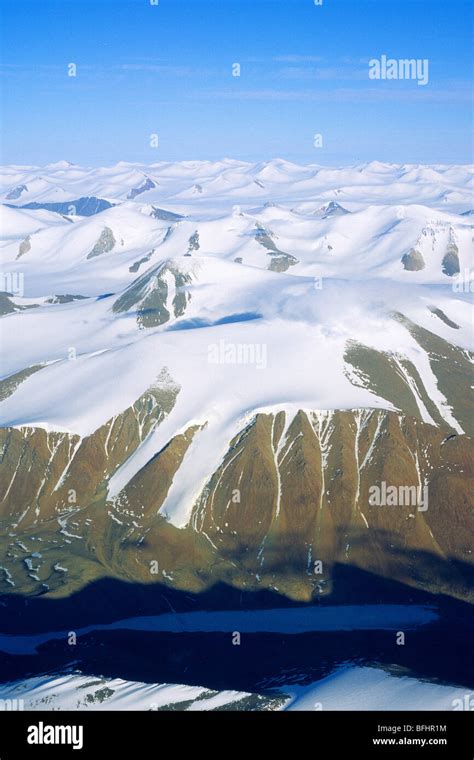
[0,664,469,712]
[0,159,472,528]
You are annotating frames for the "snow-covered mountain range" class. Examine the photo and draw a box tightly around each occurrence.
[0,159,472,603]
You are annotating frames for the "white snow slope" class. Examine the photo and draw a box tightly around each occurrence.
[0,159,472,528]
[0,665,469,711]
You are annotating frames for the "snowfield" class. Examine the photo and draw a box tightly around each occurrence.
[0,664,469,712]
[0,159,472,528]
[282,665,471,711]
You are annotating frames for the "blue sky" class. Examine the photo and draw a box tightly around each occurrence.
[1,0,472,165]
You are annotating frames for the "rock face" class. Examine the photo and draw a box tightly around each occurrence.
[402,248,425,271]
[190,409,474,599]
[0,365,44,402]
[255,225,298,272]
[87,227,116,259]
[127,177,157,200]
[17,236,31,259]
[186,231,200,254]
[112,261,192,328]
[10,197,115,216]
[0,375,178,525]
[5,184,28,200]
[44,294,88,304]
[0,293,472,603]
[151,207,184,221]
[442,241,460,276]
[129,251,154,273]
[1,390,473,604]
[320,201,350,218]
[0,294,38,316]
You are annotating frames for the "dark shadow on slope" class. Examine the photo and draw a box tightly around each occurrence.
[1,553,474,634]
[0,555,474,695]
[0,610,473,696]
[5,197,115,216]
[166,312,262,331]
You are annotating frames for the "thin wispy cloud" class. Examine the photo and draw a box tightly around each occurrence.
[117,64,197,76]
[278,66,367,81]
[273,55,324,63]
[197,86,472,104]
